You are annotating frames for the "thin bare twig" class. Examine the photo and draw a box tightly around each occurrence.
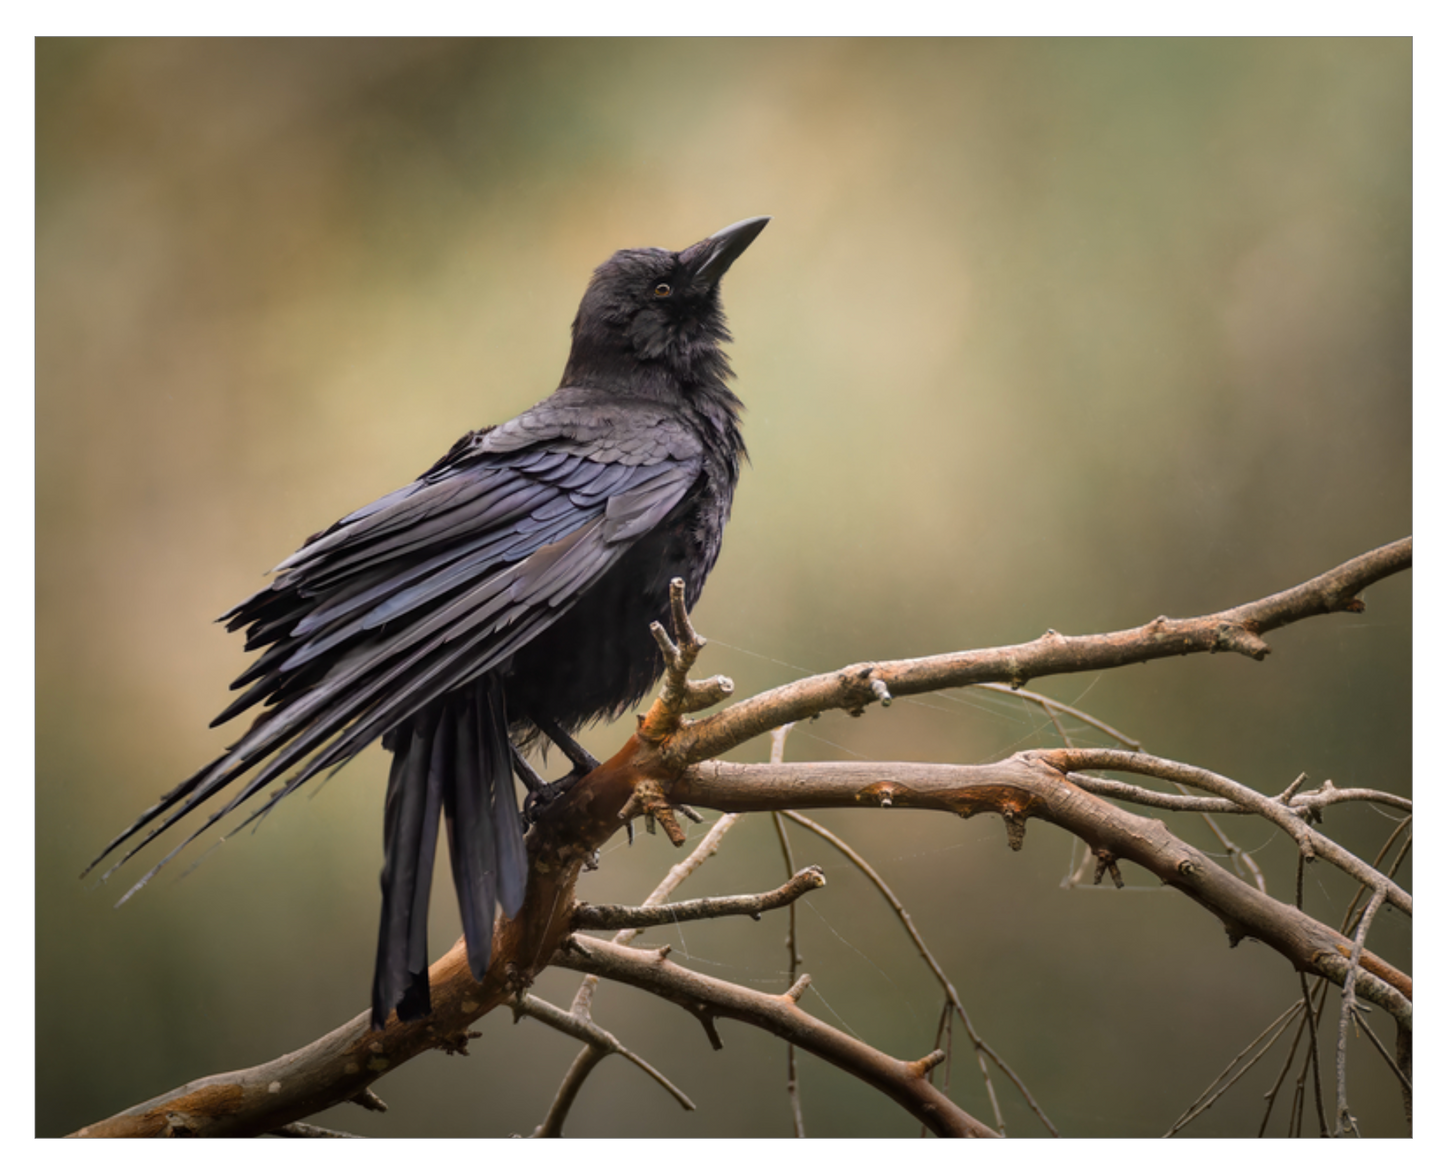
[1339,815,1413,939]
[780,810,1056,1136]
[572,868,826,931]
[1335,886,1388,1136]
[1349,1007,1411,1094]
[1043,750,1411,915]
[1165,1002,1304,1136]
[512,992,695,1137]
[1064,774,1411,819]
[556,807,749,1122]
[641,577,736,736]
[976,682,1144,750]
[533,1045,607,1139]
[768,723,807,1138]
[1298,973,1330,1136]
[1256,984,1322,1137]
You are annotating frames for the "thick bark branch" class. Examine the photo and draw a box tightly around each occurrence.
[671,756,1412,1024]
[551,934,999,1138]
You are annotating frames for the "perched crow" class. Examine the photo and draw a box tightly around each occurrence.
[85,216,769,1028]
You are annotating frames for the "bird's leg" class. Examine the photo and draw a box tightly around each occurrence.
[510,745,547,794]
[529,713,602,777]
[517,713,605,825]
[518,714,637,840]
[513,746,556,828]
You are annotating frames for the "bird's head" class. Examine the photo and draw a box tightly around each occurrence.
[563,216,769,390]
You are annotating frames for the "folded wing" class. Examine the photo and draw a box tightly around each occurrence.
[85,425,702,904]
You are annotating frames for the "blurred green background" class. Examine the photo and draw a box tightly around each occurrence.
[36,38,1411,1138]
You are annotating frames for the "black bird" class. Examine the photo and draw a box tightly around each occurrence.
[85,216,769,1028]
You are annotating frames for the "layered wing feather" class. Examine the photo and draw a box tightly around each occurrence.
[84,407,703,899]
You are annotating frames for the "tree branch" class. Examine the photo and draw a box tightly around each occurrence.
[550,934,1000,1138]
[509,991,695,1137]
[667,537,1411,765]
[572,867,826,931]
[1039,749,1411,914]
[1065,773,1411,818]
[779,809,1058,1137]
[670,756,1412,1024]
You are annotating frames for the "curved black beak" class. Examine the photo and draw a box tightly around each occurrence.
[688,215,771,286]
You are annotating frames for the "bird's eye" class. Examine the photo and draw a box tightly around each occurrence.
[653,282,672,298]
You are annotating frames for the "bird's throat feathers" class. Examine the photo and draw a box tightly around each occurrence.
[560,288,746,465]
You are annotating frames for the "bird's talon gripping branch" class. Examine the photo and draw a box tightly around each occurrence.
[522,768,584,826]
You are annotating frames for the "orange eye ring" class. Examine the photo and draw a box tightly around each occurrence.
[653,283,672,298]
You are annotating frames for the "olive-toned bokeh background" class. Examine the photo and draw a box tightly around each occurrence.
[37,39,1411,1138]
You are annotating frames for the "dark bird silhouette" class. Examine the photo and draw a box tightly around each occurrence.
[84,216,769,1028]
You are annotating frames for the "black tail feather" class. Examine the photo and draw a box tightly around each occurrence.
[442,688,498,984]
[370,681,529,1029]
[483,682,528,918]
[372,709,446,1027]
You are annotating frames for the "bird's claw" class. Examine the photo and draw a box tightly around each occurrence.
[522,768,585,826]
